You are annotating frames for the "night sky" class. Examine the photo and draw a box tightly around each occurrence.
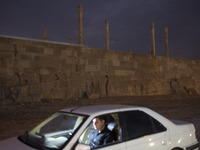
[0,0,200,60]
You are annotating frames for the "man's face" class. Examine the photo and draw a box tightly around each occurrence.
[93,118,105,131]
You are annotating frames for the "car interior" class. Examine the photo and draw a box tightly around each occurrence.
[78,113,121,146]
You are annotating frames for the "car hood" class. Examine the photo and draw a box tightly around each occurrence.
[0,137,36,150]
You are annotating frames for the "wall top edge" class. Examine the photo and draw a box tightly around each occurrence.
[0,35,83,47]
[0,35,199,63]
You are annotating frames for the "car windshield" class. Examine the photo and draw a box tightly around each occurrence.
[19,112,87,150]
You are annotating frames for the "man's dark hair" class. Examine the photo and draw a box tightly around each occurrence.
[96,115,107,122]
[96,115,115,124]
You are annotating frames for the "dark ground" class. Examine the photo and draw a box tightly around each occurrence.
[0,95,200,141]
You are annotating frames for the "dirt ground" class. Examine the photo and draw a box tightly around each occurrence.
[0,95,200,141]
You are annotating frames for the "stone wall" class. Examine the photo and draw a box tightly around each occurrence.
[0,36,199,102]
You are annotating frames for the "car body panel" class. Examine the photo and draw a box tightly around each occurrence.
[126,132,170,150]
[0,137,35,150]
[168,123,199,150]
[73,142,126,150]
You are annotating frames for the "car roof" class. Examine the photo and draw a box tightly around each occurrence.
[59,104,146,116]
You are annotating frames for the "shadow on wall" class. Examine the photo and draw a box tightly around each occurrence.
[169,78,197,95]
[82,75,108,99]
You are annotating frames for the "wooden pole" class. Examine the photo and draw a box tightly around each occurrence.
[78,4,83,45]
[150,22,155,56]
[164,27,169,57]
[69,38,73,44]
[43,28,48,40]
[105,20,109,50]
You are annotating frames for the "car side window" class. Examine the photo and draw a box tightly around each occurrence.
[78,113,121,148]
[121,110,166,140]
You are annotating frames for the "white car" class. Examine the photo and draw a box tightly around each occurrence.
[0,105,199,150]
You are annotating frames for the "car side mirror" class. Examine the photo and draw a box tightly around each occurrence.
[75,143,91,150]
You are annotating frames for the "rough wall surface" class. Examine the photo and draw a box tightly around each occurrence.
[0,36,199,102]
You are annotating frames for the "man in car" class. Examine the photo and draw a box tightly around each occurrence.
[90,115,115,148]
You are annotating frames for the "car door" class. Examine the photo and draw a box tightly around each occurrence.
[120,110,170,150]
[90,142,126,150]
[74,113,126,150]
[74,142,126,150]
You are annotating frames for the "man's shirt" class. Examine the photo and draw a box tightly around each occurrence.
[90,127,115,148]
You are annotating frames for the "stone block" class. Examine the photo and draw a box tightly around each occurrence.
[20,61,30,68]
[61,50,72,56]
[25,46,44,54]
[44,48,53,55]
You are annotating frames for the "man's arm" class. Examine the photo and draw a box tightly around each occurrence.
[103,131,115,144]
